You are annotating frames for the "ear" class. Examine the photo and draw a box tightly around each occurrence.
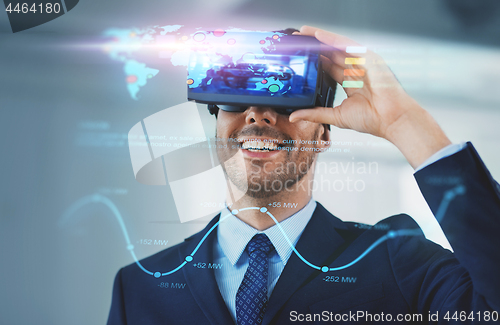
[316,124,331,151]
[208,104,219,117]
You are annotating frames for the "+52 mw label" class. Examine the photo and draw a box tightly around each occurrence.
[4,0,79,32]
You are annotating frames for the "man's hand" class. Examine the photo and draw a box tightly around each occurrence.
[289,26,452,169]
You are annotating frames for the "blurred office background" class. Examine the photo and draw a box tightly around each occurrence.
[1,0,499,324]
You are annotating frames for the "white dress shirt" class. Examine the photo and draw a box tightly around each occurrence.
[213,199,317,323]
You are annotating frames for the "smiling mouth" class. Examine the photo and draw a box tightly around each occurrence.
[241,139,279,152]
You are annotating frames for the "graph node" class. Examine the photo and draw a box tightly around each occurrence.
[64,186,462,278]
[456,185,466,194]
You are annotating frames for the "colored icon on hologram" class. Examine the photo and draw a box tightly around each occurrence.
[342,81,364,88]
[344,69,365,77]
[346,46,367,54]
[345,58,366,65]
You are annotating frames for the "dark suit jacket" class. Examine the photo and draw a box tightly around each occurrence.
[108,142,500,324]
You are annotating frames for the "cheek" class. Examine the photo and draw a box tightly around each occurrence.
[296,123,320,142]
[215,119,225,138]
[217,113,242,138]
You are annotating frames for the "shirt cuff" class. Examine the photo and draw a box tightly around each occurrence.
[414,142,467,173]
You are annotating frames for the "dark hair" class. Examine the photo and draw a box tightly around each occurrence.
[280,28,300,35]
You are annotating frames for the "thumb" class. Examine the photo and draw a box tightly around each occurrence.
[289,106,345,128]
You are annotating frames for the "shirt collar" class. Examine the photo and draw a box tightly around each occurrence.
[217,199,316,266]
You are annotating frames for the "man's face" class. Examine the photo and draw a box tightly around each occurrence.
[216,106,329,198]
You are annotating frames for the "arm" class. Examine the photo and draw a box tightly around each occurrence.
[107,269,127,325]
[290,26,451,168]
[293,26,500,313]
[414,143,500,311]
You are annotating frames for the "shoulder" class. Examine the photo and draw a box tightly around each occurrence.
[315,202,422,237]
[366,214,454,267]
[340,212,455,275]
[348,213,421,233]
[317,202,445,257]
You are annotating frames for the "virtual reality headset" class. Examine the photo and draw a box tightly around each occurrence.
[186,30,337,115]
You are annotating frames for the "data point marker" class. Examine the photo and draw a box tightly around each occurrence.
[260,207,268,213]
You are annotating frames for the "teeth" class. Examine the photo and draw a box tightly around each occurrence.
[241,140,278,152]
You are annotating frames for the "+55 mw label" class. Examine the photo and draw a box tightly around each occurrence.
[3,0,79,32]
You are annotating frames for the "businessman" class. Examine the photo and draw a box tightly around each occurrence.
[107,26,500,324]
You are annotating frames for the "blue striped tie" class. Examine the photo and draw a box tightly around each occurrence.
[236,234,275,325]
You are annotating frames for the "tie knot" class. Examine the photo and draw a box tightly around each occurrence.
[246,234,274,257]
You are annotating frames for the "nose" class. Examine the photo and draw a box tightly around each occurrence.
[245,106,278,126]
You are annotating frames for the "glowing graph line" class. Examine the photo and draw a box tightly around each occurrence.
[62,185,465,277]
[435,185,466,222]
[265,212,421,271]
[188,207,260,258]
[60,194,154,276]
[264,209,321,271]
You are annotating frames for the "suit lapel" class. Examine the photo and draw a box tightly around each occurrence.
[263,203,348,325]
[179,215,234,325]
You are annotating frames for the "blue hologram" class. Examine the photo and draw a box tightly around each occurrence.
[62,185,464,277]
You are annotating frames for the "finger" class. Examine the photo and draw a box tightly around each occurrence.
[301,26,365,70]
[296,27,345,66]
[314,29,363,51]
[289,106,346,129]
[301,27,368,95]
[321,48,347,69]
[314,33,368,77]
[321,55,344,84]
[322,56,366,98]
[301,26,347,53]
[299,25,322,37]
[300,25,363,52]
